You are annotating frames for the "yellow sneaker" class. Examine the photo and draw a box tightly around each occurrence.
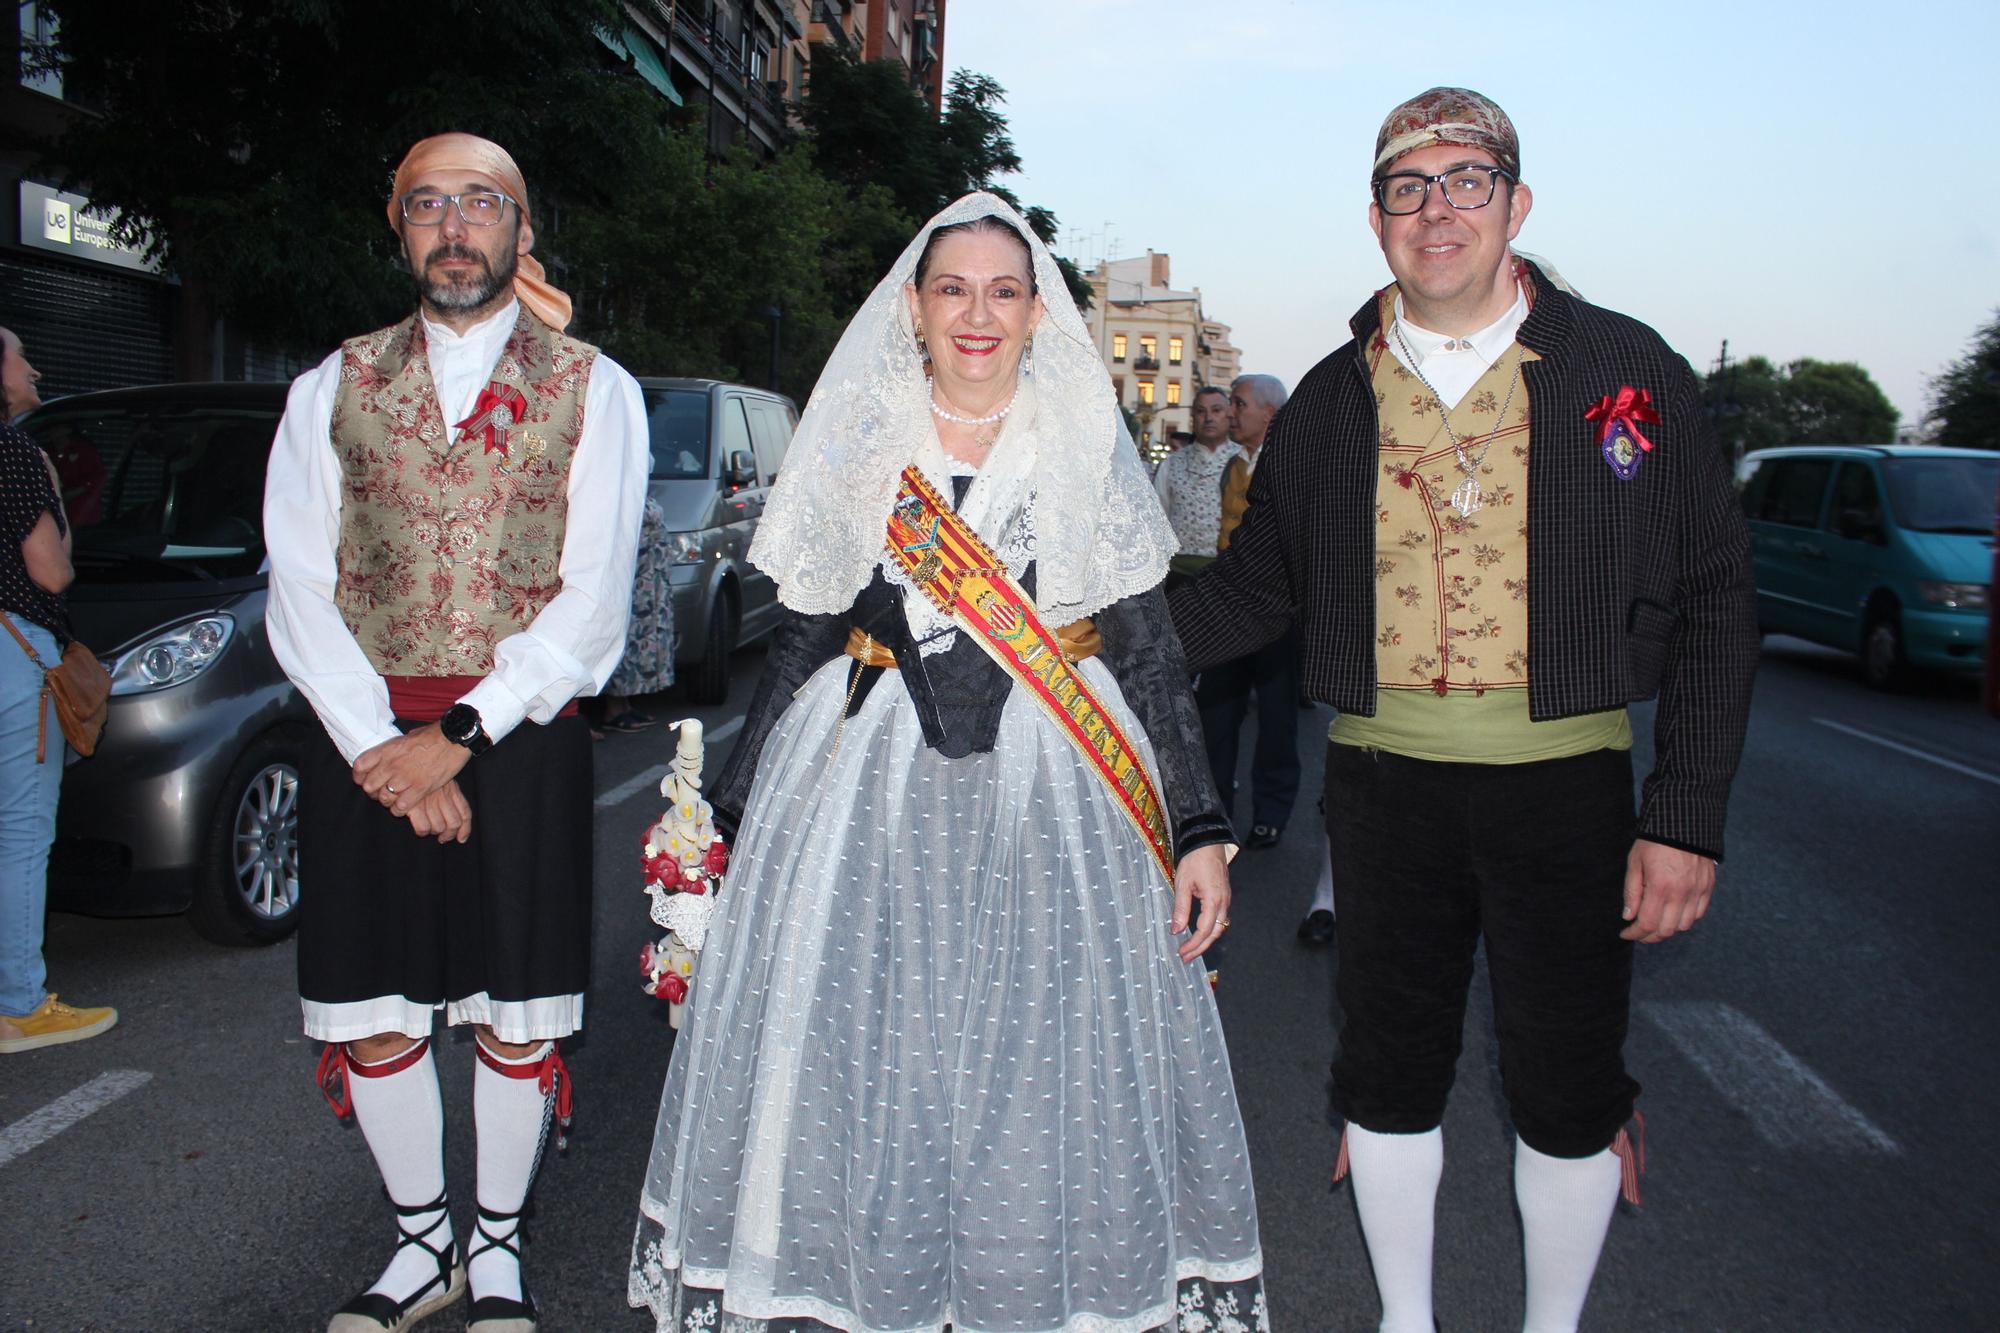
[0,994,118,1053]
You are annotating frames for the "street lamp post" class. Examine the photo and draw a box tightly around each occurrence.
[763,304,783,392]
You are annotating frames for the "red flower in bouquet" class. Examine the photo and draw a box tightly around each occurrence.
[639,941,658,973]
[655,973,689,1004]
[643,851,679,889]
[703,840,730,877]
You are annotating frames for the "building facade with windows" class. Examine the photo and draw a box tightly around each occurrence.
[1084,252,1244,456]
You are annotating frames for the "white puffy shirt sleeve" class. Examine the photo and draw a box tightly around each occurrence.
[264,351,402,765]
[456,357,649,742]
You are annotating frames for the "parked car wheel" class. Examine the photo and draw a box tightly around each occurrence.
[1862,607,1908,692]
[189,729,304,945]
[684,591,739,706]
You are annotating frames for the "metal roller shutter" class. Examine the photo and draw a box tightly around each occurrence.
[0,248,174,400]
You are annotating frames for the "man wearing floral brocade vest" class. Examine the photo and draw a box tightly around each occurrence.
[1168,89,1757,1331]
[263,133,648,1333]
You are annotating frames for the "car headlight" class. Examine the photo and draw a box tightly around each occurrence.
[108,614,236,695]
[668,531,707,565]
[1918,582,1988,610]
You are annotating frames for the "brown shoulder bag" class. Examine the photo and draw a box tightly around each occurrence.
[2,610,110,762]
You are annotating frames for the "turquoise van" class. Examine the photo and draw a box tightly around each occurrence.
[1738,446,1997,688]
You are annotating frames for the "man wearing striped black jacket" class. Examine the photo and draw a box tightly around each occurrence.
[1169,87,1757,1333]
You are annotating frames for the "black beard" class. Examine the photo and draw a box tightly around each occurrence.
[410,240,517,313]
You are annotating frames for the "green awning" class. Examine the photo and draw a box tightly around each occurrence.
[625,26,684,106]
[595,25,628,59]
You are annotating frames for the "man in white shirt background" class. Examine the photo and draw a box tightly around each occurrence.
[1196,374,1299,851]
[1153,386,1243,585]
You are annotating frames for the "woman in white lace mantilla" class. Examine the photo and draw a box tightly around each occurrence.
[629,194,1268,1333]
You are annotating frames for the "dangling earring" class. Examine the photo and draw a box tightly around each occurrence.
[1021,330,1035,378]
[914,319,933,379]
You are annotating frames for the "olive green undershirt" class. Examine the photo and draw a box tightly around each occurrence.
[1331,689,1632,764]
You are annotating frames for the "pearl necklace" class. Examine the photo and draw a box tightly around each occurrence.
[929,390,1016,427]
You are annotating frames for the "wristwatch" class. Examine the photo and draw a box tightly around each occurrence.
[440,703,493,756]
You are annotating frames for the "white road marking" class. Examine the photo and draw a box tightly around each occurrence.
[1642,1001,1899,1155]
[0,1069,153,1168]
[1812,717,2000,787]
[592,717,744,809]
[595,764,667,810]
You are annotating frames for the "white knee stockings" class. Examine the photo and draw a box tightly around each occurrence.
[1347,1124,1444,1333]
[346,1042,452,1305]
[1346,1126,1620,1333]
[470,1038,557,1303]
[341,1037,560,1308]
[1514,1139,1621,1333]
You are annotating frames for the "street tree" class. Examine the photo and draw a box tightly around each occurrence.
[27,0,648,365]
[1703,354,1898,453]
[1925,311,2000,451]
[800,53,1093,312]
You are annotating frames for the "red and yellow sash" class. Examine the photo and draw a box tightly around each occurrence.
[884,466,1175,884]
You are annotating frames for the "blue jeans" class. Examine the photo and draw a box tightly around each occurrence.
[1,618,63,1017]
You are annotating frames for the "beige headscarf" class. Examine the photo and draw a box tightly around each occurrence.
[387,132,573,331]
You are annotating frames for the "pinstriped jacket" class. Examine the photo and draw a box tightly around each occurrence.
[1168,265,1758,859]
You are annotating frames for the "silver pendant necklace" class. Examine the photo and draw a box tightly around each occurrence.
[1392,324,1522,518]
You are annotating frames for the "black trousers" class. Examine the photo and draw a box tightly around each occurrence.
[1195,630,1301,831]
[1325,742,1641,1158]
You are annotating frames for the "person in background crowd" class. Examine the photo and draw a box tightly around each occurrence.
[1154,385,1244,587]
[1170,87,1757,1332]
[1195,372,1299,849]
[263,134,648,1333]
[0,325,118,1055]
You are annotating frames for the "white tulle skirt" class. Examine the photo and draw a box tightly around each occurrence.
[630,656,1266,1333]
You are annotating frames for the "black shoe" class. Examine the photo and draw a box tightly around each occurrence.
[1295,909,1335,947]
[327,1191,465,1332]
[1247,823,1281,849]
[466,1205,538,1332]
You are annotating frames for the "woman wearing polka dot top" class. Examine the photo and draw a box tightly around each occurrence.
[629,199,1268,1333]
[0,327,118,1054]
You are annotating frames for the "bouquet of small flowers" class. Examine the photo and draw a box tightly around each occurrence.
[640,718,729,1028]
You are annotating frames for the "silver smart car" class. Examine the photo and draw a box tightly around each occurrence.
[20,382,311,945]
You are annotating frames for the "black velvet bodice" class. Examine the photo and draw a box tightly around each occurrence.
[710,478,1232,859]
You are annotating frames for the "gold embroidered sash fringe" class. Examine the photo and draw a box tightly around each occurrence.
[882,466,1175,883]
[330,310,598,675]
[1368,286,1540,696]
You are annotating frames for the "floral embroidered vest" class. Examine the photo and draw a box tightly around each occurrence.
[330,310,596,675]
[1367,290,1540,694]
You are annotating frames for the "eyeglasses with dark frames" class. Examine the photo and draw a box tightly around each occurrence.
[399,190,514,227]
[1371,166,1513,216]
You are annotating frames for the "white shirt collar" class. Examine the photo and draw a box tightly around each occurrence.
[1391,283,1528,372]
[420,297,519,357]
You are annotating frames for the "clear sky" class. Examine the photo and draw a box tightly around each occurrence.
[946,0,1998,431]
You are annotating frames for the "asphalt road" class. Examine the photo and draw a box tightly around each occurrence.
[3,635,1996,1332]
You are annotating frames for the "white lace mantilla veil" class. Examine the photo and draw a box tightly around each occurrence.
[748,191,1176,626]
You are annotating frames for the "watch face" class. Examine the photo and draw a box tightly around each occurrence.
[443,704,480,744]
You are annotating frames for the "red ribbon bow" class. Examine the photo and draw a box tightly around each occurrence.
[1584,386,1659,452]
[455,382,529,458]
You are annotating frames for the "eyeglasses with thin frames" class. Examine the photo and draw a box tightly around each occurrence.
[1371,166,1513,216]
[399,190,514,227]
